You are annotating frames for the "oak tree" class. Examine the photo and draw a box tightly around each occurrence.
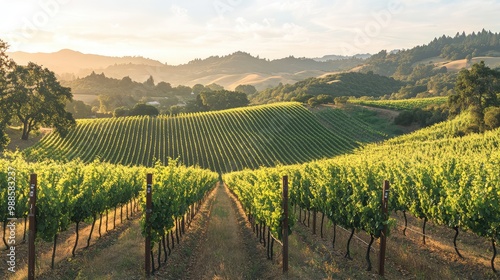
[6,62,75,140]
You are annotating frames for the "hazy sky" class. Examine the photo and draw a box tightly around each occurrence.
[1,0,499,65]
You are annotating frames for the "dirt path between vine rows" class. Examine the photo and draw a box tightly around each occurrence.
[174,183,280,280]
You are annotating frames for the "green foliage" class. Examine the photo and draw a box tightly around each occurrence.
[364,30,500,77]
[5,62,76,140]
[25,103,376,173]
[206,83,224,91]
[449,61,500,114]
[225,118,500,248]
[253,72,404,104]
[61,72,193,112]
[199,90,249,111]
[224,168,295,239]
[140,160,218,246]
[484,106,500,129]
[314,108,387,143]
[350,96,448,111]
[334,96,349,105]
[0,156,216,249]
[113,106,130,117]
[0,40,14,150]
[128,103,159,116]
[448,61,500,131]
[235,84,257,96]
[394,111,414,126]
[66,100,93,119]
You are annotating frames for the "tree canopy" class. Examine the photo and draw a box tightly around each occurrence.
[449,61,500,113]
[5,62,76,140]
[449,61,500,130]
[128,103,159,116]
[0,39,14,150]
[199,90,249,111]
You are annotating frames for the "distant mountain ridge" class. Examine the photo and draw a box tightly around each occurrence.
[8,49,163,77]
[7,50,364,90]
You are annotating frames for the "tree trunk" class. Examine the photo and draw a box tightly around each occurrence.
[98,213,103,238]
[86,214,97,248]
[422,217,427,244]
[51,234,58,269]
[105,209,108,232]
[320,212,325,238]
[72,222,80,257]
[366,234,374,271]
[21,120,30,140]
[2,220,8,249]
[403,210,408,236]
[491,239,497,273]
[162,235,168,263]
[453,226,464,258]
[345,228,354,260]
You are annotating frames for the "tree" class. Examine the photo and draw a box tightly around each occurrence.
[484,106,500,130]
[98,95,112,113]
[5,62,75,140]
[65,100,92,118]
[144,75,155,87]
[113,106,130,117]
[449,61,500,118]
[192,84,205,94]
[128,103,159,116]
[156,81,172,95]
[206,83,224,91]
[235,84,257,96]
[199,90,249,111]
[0,39,15,150]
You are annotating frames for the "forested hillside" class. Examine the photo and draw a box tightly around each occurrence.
[252,72,404,104]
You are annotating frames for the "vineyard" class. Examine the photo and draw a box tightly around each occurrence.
[224,120,500,273]
[0,156,217,276]
[25,102,385,173]
[349,96,448,111]
[1,99,499,278]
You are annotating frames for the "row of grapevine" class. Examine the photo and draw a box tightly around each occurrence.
[224,159,387,270]
[349,96,448,111]
[140,161,218,245]
[224,126,500,272]
[141,161,218,273]
[0,156,143,267]
[0,155,218,272]
[25,102,374,173]
[314,108,387,143]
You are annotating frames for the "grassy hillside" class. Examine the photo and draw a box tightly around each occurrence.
[349,96,447,111]
[25,102,385,173]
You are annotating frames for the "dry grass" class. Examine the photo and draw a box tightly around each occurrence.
[5,127,51,152]
[438,57,500,72]
[2,202,138,280]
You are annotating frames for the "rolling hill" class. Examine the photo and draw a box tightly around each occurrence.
[24,102,386,173]
[8,50,364,90]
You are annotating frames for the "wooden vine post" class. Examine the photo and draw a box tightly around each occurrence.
[282,175,289,274]
[378,180,390,276]
[145,174,153,276]
[28,174,37,280]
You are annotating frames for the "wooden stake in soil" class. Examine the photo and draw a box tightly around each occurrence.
[28,174,37,280]
[282,175,289,274]
[145,174,153,276]
[378,180,390,277]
